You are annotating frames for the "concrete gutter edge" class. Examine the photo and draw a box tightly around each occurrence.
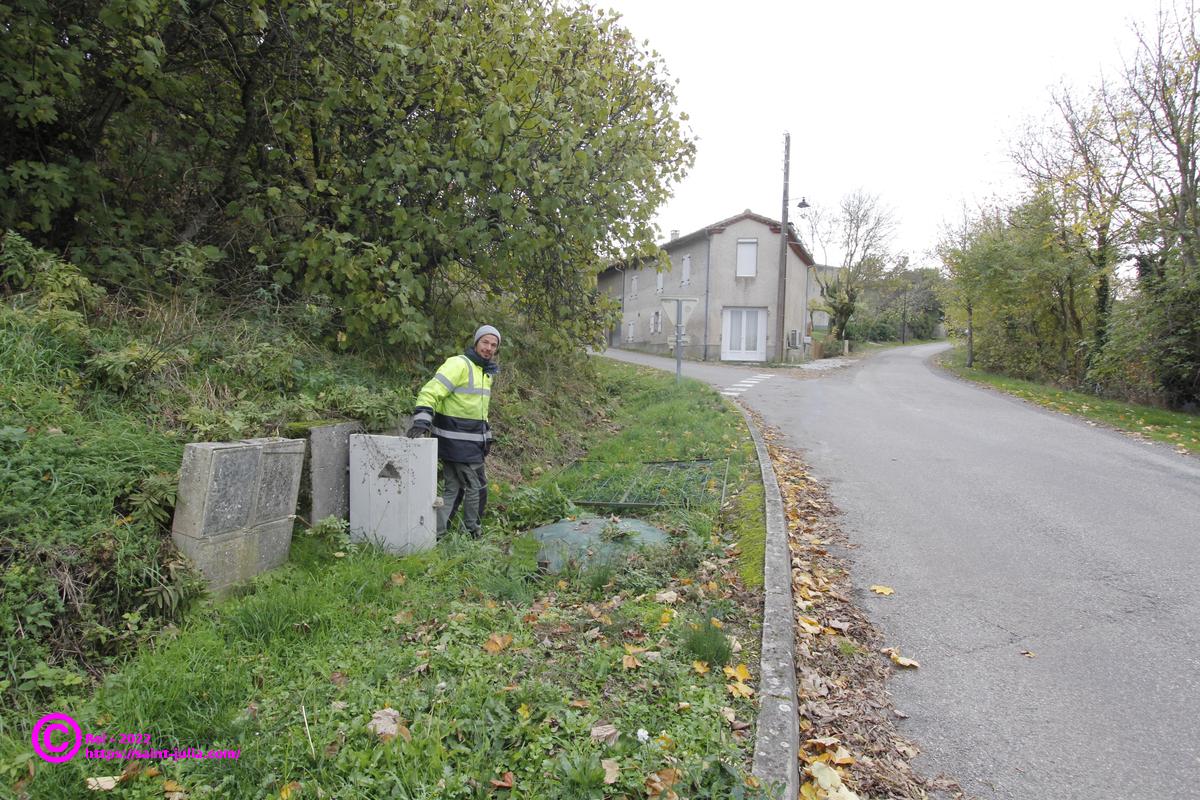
[740,404,800,799]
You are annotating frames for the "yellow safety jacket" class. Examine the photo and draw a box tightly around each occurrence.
[412,353,494,463]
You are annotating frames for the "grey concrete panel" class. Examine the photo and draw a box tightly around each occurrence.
[172,520,294,597]
[249,518,294,573]
[172,528,259,596]
[241,437,305,525]
[172,443,261,539]
[310,422,362,523]
[171,438,303,595]
[349,435,437,554]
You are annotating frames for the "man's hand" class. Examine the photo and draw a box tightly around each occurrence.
[406,424,431,438]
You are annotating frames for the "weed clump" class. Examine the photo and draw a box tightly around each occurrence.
[682,618,732,667]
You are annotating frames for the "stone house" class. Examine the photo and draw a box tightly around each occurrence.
[599,210,836,362]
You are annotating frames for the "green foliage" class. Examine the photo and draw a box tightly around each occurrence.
[1,349,770,798]
[1,1,693,352]
[0,230,103,343]
[491,484,576,530]
[941,347,1200,453]
[682,619,732,668]
[553,751,608,798]
[846,266,945,342]
[939,7,1200,408]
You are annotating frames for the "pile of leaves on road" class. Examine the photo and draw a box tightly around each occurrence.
[756,416,970,800]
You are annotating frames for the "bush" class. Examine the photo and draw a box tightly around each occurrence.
[681,618,732,667]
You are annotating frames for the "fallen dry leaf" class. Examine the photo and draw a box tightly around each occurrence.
[622,653,642,669]
[483,633,513,654]
[870,585,895,596]
[692,660,710,676]
[280,782,302,799]
[723,663,751,682]
[726,681,754,699]
[602,758,621,784]
[390,572,407,586]
[489,771,515,788]
[568,699,591,709]
[590,723,620,746]
[86,776,120,791]
[655,589,680,604]
[1021,650,1036,658]
[880,647,920,668]
[645,767,682,799]
[806,736,840,750]
[832,745,856,765]
[366,708,412,742]
[808,761,861,799]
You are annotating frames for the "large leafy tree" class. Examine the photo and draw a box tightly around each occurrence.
[812,189,896,341]
[1,0,694,349]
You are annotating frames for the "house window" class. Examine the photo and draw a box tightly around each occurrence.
[736,239,757,277]
[630,274,638,297]
[681,254,691,286]
[651,310,662,334]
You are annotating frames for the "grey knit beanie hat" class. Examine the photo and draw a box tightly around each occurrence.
[473,324,501,346]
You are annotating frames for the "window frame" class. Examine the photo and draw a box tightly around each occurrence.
[736,239,758,278]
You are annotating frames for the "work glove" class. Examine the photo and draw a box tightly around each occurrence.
[406,424,431,438]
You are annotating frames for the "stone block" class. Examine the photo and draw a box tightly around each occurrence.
[172,442,262,539]
[171,437,303,595]
[349,435,438,554]
[309,421,363,523]
[172,519,295,597]
[250,517,295,573]
[240,437,306,526]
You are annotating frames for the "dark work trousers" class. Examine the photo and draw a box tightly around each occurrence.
[439,461,487,536]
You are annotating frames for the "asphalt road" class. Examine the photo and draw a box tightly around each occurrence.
[601,344,1200,799]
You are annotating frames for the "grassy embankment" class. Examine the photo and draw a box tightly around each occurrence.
[938,347,1200,455]
[2,283,770,799]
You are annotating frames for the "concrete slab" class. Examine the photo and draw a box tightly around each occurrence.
[171,437,305,595]
[172,442,261,539]
[310,421,363,523]
[349,434,438,554]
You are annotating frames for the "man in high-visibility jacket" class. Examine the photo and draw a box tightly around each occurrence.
[407,325,500,537]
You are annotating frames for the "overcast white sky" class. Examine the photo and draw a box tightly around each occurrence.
[596,0,1168,267]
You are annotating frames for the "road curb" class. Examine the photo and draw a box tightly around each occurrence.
[738,404,800,799]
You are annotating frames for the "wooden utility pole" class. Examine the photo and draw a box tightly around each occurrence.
[776,132,790,363]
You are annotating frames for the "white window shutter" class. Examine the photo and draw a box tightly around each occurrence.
[736,239,757,277]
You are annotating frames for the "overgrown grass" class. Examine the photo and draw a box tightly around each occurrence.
[731,483,766,589]
[939,347,1200,454]
[0,238,610,712]
[3,360,771,799]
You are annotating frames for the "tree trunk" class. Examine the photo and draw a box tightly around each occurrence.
[966,302,974,367]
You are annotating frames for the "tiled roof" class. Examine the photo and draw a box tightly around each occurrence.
[663,209,814,265]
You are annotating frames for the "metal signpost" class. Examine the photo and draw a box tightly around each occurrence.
[660,296,698,384]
